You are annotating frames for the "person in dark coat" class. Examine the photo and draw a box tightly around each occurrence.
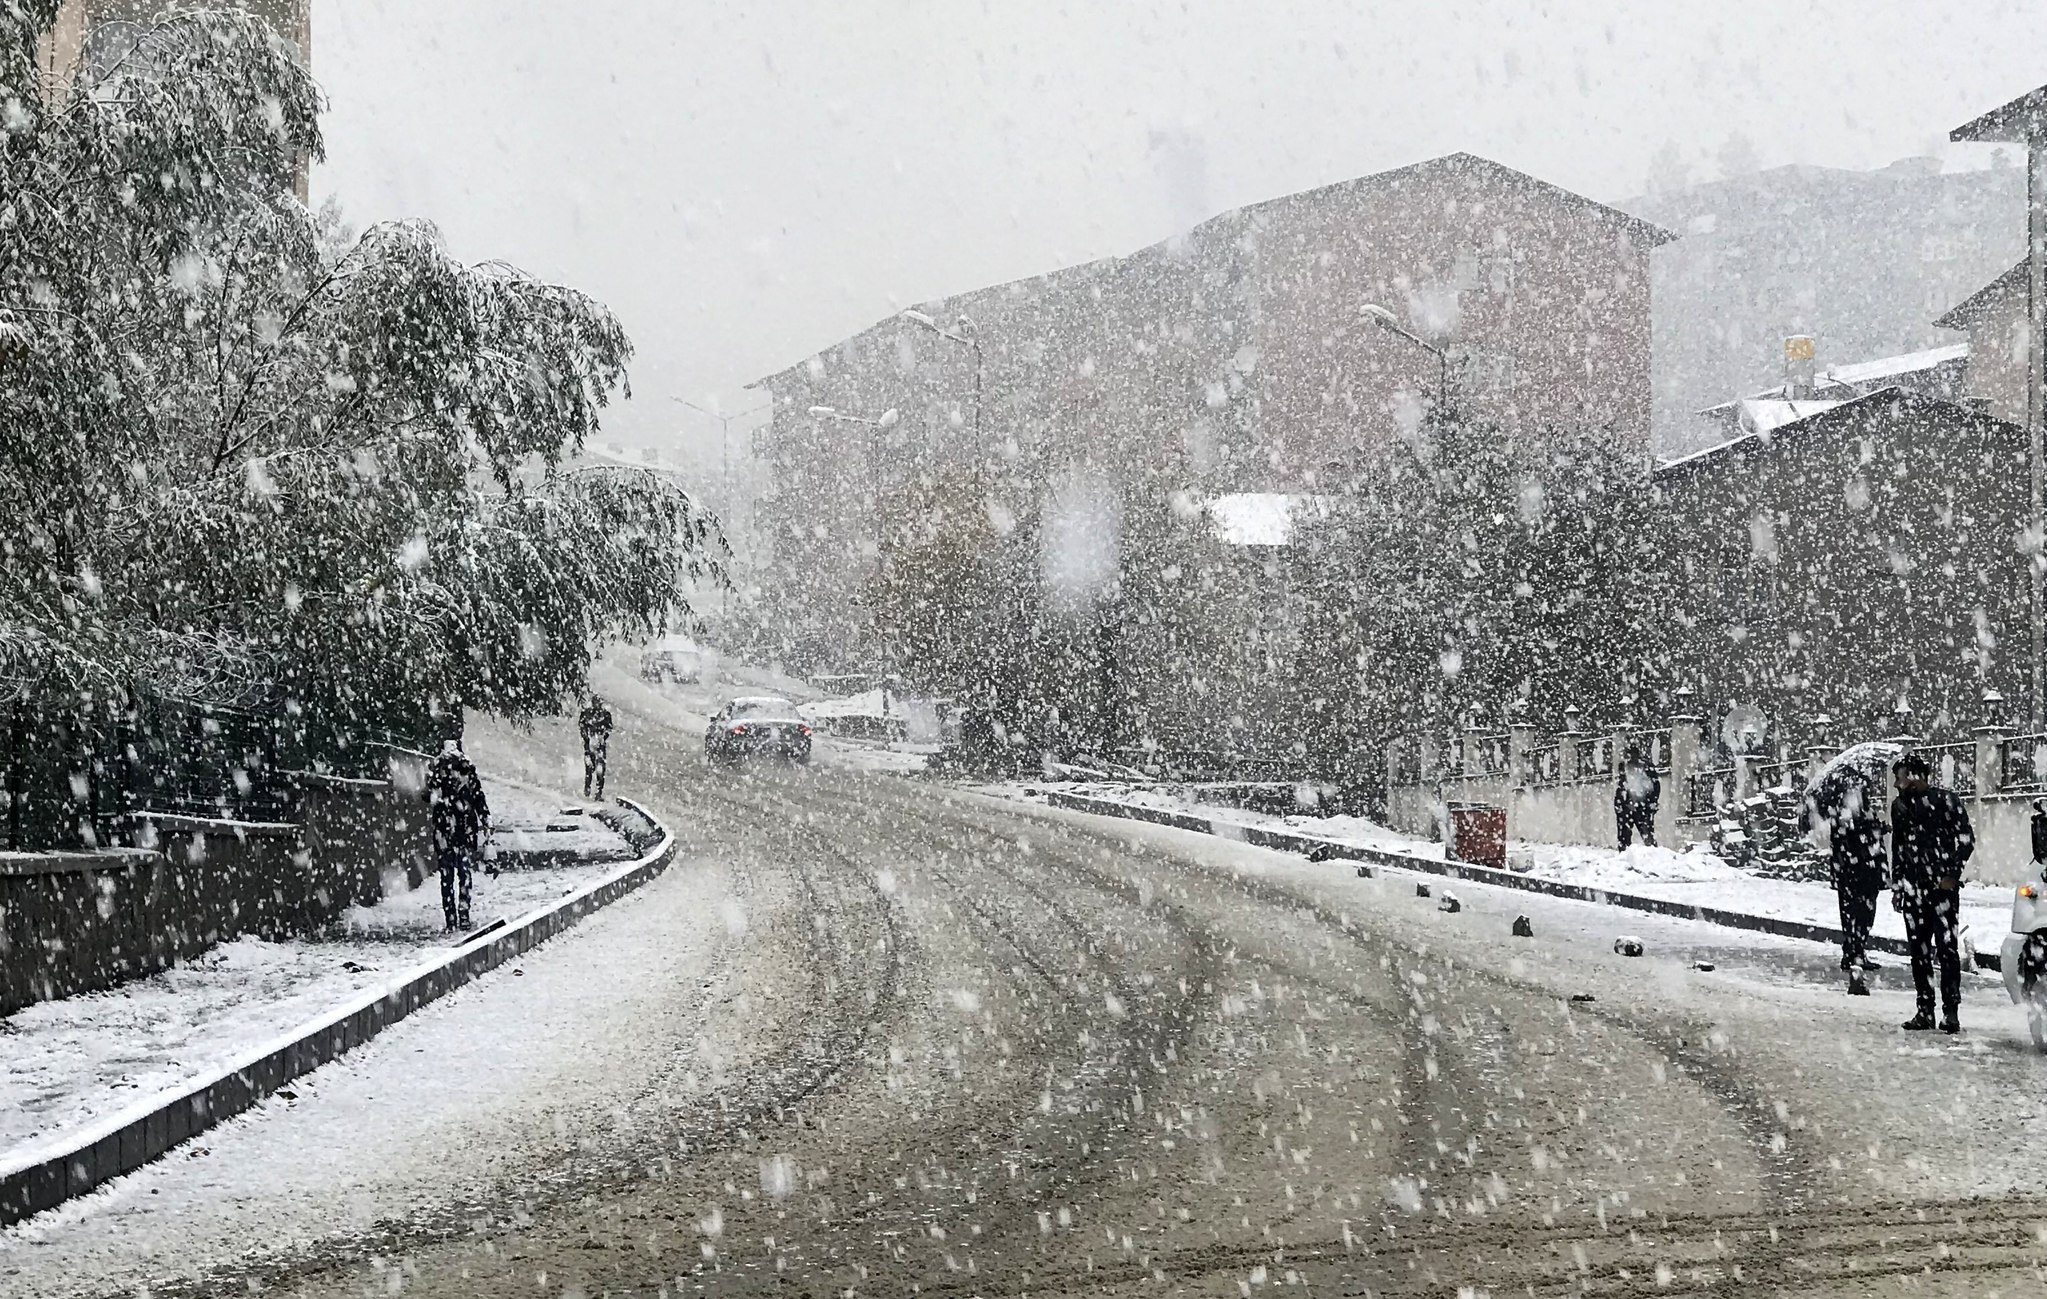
[427,740,491,933]
[1614,747,1661,848]
[579,695,614,800]
[1805,769,1887,995]
[1890,753,1974,1033]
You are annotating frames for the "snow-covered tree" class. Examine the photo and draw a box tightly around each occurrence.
[1301,418,1658,802]
[0,5,717,839]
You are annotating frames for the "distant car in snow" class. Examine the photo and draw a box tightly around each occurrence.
[641,636,703,683]
[705,696,812,766]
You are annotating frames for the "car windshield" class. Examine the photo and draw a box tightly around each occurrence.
[729,698,795,719]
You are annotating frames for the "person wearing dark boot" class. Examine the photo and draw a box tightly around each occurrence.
[1804,766,1887,995]
[1890,753,1973,1033]
[580,694,615,801]
[427,739,491,933]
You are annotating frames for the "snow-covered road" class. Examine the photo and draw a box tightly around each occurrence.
[10,691,2047,1297]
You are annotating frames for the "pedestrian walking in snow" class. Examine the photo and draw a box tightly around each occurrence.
[1804,767,1887,995]
[1614,747,1660,848]
[427,739,491,933]
[1890,753,1974,1033]
[580,695,614,801]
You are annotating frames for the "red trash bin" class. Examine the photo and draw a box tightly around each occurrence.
[1446,802,1507,871]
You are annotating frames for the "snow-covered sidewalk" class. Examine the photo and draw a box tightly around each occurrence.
[0,778,630,1160]
[1009,780,2015,958]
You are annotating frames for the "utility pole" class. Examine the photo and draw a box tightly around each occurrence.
[809,405,902,703]
[1953,85,2047,728]
[673,396,770,616]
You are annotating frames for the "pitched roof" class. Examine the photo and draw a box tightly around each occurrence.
[1951,84,2047,144]
[1658,387,2011,478]
[1935,261,2025,330]
[1231,152,1678,250]
[750,152,1677,386]
[1696,342,1970,416]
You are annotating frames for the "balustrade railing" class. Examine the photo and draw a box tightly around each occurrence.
[1468,732,1510,777]
[1752,757,1804,795]
[1918,740,1978,798]
[1573,735,1615,783]
[2003,734,2047,795]
[1687,766,1736,818]
[1622,728,1671,772]
[1526,742,1561,788]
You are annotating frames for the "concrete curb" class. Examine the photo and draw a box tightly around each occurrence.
[1031,788,1997,971]
[0,796,677,1228]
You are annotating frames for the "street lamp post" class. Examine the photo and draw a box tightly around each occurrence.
[900,310,984,443]
[809,405,902,709]
[1953,85,2047,728]
[1361,303,1451,418]
[672,395,770,613]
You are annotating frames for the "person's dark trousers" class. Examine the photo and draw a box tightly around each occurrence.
[1616,808,1634,849]
[1900,887,1962,1019]
[1633,811,1657,848]
[439,851,473,932]
[1836,883,1878,971]
[584,740,608,800]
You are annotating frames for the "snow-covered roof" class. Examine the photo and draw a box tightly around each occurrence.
[1735,398,1846,434]
[1658,387,2000,477]
[1824,341,1969,386]
[1205,493,1331,547]
[1695,342,1968,416]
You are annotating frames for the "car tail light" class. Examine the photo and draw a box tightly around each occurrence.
[730,725,746,735]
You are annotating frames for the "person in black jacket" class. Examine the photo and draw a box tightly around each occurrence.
[1805,769,1887,996]
[579,695,615,800]
[1890,753,1974,1033]
[427,740,491,933]
[1614,748,1661,848]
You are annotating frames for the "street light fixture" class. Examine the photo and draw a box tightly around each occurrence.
[900,309,985,442]
[1361,302,1451,417]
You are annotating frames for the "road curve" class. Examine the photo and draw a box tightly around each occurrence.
[17,699,2047,1298]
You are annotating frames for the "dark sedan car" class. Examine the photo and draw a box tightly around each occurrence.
[705,697,813,765]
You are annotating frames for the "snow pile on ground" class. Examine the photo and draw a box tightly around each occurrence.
[484,780,633,867]
[1511,841,1748,889]
[1010,778,2017,955]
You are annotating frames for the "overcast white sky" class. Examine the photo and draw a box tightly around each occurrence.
[313,0,2047,492]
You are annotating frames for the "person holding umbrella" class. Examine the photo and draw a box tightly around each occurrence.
[1805,741,1905,996]
[1890,752,1975,1033]
[1803,761,1887,995]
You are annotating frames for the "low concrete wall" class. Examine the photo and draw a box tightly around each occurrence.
[295,772,429,906]
[1970,796,2038,887]
[0,775,429,1016]
[0,797,675,1227]
[1510,781,1623,849]
[1386,784,1436,839]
